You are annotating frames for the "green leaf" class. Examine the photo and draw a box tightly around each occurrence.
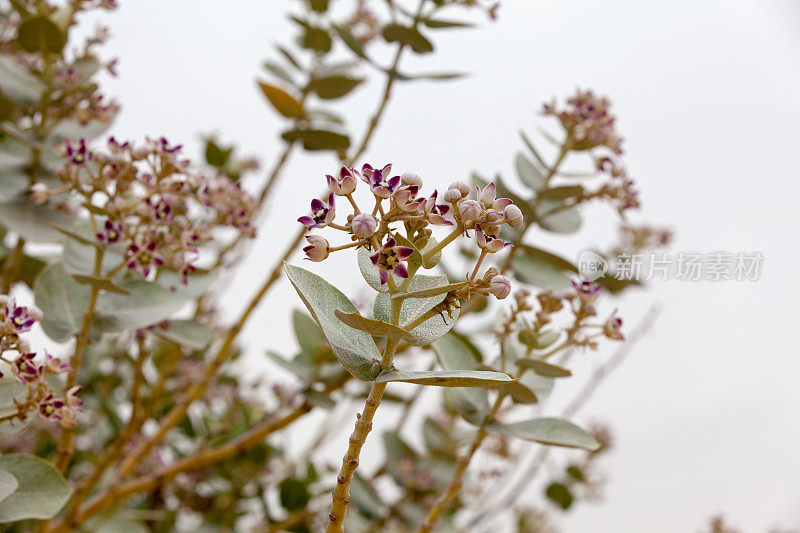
[432,334,488,424]
[0,454,72,522]
[334,309,417,342]
[0,202,74,243]
[308,76,363,99]
[257,82,305,119]
[381,23,433,54]
[204,140,232,168]
[284,263,382,381]
[281,128,350,153]
[517,358,572,378]
[515,152,545,191]
[16,16,67,54]
[518,329,560,350]
[376,369,513,387]
[304,389,335,409]
[536,199,582,234]
[392,71,468,82]
[542,185,584,200]
[546,482,574,510]
[423,18,475,29]
[475,364,538,404]
[309,0,328,12]
[374,274,457,346]
[71,274,130,295]
[153,319,212,350]
[293,309,326,357]
[512,254,572,289]
[94,280,189,332]
[332,23,367,59]
[263,60,296,87]
[0,55,46,105]
[301,26,333,53]
[357,246,388,293]
[0,369,29,437]
[278,477,309,511]
[0,469,18,505]
[486,417,600,450]
[34,261,90,342]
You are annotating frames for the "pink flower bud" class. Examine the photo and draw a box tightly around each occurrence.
[490,275,512,299]
[459,199,482,221]
[351,213,378,238]
[303,235,329,262]
[603,310,624,340]
[443,188,461,203]
[504,204,524,227]
[448,181,471,198]
[401,172,422,187]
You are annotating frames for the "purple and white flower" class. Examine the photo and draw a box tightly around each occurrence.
[3,299,43,334]
[424,191,453,226]
[303,235,330,262]
[370,238,415,284]
[127,241,165,277]
[327,166,358,196]
[476,225,511,253]
[298,193,336,229]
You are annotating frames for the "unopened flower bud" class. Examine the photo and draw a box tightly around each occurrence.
[459,199,481,221]
[401,172,422,187]
[30,183,50,205]
[443,188,462,203]
[303,235,329,262]
[603,310,624,340]
[449,181,471,198]
[490,275,512,299]
[504,204,524,227]
[351,213,378,238]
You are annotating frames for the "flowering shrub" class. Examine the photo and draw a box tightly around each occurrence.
[0,0,674,531]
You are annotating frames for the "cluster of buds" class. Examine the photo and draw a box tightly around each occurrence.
[37,136,257,282]
[585,156,640,217]
[299,164,521,300]
[0,296,82,429]
[542,89,623,155]
[343,0,381,45]
[610,223,673,256]
[515,280,625,355]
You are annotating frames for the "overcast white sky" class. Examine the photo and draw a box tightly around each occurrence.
[79,1,800,531]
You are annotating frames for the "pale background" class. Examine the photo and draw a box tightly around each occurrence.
[75,1,800,531]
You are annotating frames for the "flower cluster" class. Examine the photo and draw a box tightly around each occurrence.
[37,136,257,282]
[542,89,623,155]
[299,163,522,300]
[0,296,81,429]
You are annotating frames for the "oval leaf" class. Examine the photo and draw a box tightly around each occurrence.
[284,263,381,381]
[258,82,305,119]
[515,152,545,191]
[0,469,18,505]
[486,418,600,450]
[536,200,582,234]
[0,454,72,522]
[334,309,417,342]
[307,76,363,99]
[376,369,513,387]
[517,358,572,378]
[34,262,91,342]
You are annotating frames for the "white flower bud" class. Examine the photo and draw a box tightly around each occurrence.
[459,199,482,221]
[490,275,512,299]
[303,235,329,262]
[503,204,524,227]
[443,188,462,203]
[351,214,378,238]
[448,181,471,198]
[401,172,422,187]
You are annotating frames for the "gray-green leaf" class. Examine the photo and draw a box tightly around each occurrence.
[34,262,91,342]
[334,309,417,342]
[284,263,381,381]
[0,469,18,505]
[486,418,599,450]
[515,152,546,191]
[0,454,72,522]
[376,369,513,387]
